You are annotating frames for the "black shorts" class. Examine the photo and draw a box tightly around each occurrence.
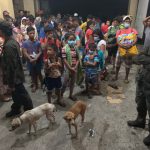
[45,77,62,91]
[107,46,118,57]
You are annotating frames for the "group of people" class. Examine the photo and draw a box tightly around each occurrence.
[1,9,150,146]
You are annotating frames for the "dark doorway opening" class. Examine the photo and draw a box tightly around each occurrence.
[40,0,130,21]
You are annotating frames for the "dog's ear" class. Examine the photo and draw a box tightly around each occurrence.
[70,113,75,119]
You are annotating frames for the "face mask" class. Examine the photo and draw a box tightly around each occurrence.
[68,40,76,47]
[89,50,94,55]
[124,23,130,28]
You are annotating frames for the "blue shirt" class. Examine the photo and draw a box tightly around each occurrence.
[84,54,99,75]
[22,39,41,55]
[39,27,46,40]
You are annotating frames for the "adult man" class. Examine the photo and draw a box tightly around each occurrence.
[127,47,150,146]
[143,16,150,49]
[73,18,84,41]
[115,16,138,83]
[80,15,93,34]
[16,10,25,26]
[0,20,33,118]
[127,16,150,146]
[107,17,119,71]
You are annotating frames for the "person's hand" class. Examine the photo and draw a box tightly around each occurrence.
[7,87,15,93]
[49,63,55,68]
[121,44,132,49]
[107,44,112,48]
[30,58,36,63]
[70,67,76,73]
[126,45,132,49]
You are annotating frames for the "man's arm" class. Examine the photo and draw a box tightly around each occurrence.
[3,44,18,88]
[133,54,150,65]
[143,16,150,26]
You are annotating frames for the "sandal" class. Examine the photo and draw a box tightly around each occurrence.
[54,101,66,107]
[58,101,66,107]
[31,86,37,93]
[69,96,77,101]
[124,79,129,84]
[112,77,118,81]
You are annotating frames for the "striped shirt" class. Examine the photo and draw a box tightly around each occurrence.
[62,45,78,67]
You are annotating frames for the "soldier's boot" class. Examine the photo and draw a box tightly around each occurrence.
[143,123,150,146]
[127,115,146,129]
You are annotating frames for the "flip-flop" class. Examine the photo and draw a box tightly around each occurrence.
[69,96,77,101]
[124,80,129,84]
[53,101,66,107]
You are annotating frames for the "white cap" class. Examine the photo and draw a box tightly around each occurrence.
[21,17,27,20]
[97,40,106,49]
[123,15,132,21]
[74,13,78,17]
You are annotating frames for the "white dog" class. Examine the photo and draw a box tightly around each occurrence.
[11,103,56,134]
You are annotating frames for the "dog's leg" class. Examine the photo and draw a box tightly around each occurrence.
[51,113,55,123]
[71,123,78,138]
[46,113,55,129]
[68,123,72,135]
[46,112,55,126]
[29,123,31,134]
[33,122,37,135]
[81,113,85,124]
[80,109,86,127]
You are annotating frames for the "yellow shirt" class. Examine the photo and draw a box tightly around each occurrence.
[80,22,87,33]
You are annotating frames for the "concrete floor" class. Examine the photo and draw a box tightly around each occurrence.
[0,65,150,150]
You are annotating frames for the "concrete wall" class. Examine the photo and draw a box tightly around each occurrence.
[23,0,35,16]
[135,0,149,38]
[0,0,14,19]
[128,0,139,26]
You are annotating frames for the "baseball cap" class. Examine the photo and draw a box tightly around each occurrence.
[123,15,132,21]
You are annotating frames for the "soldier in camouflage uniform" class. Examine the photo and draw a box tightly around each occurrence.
[127,46,150,146]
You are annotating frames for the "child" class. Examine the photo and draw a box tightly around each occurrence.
[84,43,99,98]
[44,44,65,107]
[22,26,43,92]
[97,40,108,80]
[61,32,79,101]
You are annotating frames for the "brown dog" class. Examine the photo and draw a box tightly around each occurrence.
[63,101,86,138]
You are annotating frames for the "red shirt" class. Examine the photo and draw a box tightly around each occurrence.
[101,25,109,34]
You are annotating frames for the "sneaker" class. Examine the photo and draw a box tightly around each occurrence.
[143,134,150,146]
[6,110,21,118]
